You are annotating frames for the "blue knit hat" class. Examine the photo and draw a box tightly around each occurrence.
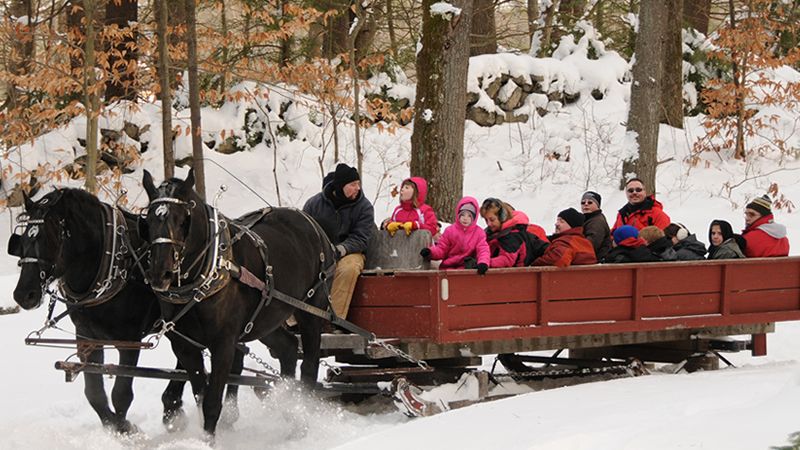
[613,225,639,245]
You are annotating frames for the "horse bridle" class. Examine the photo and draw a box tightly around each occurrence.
[9,201,65,283]
[142,197,197,274]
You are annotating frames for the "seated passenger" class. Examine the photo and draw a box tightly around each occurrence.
[383,177,440,238]
[639,226,678,261]
[707,219,745,260]
[664,223,706,261]
[420,196,490,274]
[480,198,547,268]
[533,208,597,267]
[612,178,671,233]
[742,195,790,257]
[602,225,660,264]
[580,191,612,260]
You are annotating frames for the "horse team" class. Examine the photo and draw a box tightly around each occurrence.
[6,166,792,439]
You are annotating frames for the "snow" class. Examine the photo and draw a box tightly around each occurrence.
[1,45,800,448]
[429,2,462,20]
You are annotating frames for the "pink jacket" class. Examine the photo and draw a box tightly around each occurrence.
[390,177,440,236]
[427,197,490,269]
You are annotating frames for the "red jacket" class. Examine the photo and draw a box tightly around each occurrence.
[742,214,790,257]
[612,196,671,232]
[533,227,597,267]
[486,210,529,268]
[390,177,440,236]
[427,197,490,269]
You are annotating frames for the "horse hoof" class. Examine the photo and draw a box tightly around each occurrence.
[113,419,140,435]
[252,385,271,401]
[163,407,187,433]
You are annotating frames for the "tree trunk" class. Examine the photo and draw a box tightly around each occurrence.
[538,0,559,57]
[278,0,293,67]
[387,0,398,58]
[559,0,586,30]
[6,0,35,109]
[67,1,85,80]
[729,0,745,160]
[83,0,99,193]
[624,0,667,191]
[683,0,710,34]
[349,2,366,173]
[470,0,496,56]
[156,0,174,179]
[104,0,138,102]
[410,0,473,217]
[319,0,350,59]
[527,0,539,49]
[185,0,206,200]
[660,0,683,128]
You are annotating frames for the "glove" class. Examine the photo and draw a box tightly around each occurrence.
[476,263,489,275]
[420,247,432,261]
[386,221,402,236]
[335,244,347,259]
[402,221,414,236]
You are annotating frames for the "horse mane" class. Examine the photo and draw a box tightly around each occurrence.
[50,188,103,224]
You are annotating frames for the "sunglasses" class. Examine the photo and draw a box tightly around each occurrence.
[626,187,644,193]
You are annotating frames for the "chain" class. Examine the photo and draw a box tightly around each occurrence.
[145,319,175,348]
[320,358,342,376]
[243,348,281,377]
[373,339,431,370]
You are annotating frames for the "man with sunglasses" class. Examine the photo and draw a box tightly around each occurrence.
[580,191,612,260]
[612,178,671,234]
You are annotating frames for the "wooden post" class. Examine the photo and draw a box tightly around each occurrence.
[751,333,767,356]
[537,272,549,327]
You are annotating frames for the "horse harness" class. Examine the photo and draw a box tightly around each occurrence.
[147,201,374,342]
[10,196,142,309]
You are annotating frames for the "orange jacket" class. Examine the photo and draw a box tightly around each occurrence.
[533,227,597,267]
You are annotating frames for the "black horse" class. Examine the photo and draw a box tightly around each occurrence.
[7,188,250,433]
[141,169,334,435]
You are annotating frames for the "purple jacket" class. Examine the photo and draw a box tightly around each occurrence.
[427,197,490,269]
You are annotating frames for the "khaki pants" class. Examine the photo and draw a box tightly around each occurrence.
[330,253,365,319]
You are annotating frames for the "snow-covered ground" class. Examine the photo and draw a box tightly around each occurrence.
[1,46,799,448]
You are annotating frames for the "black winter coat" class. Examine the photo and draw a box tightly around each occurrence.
[648,236,678,261]
[673,234,706,261]
[303,184,375,255]
[582,210,612,260]
[602,244,660,264]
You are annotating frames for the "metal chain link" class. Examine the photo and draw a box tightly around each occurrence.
[320,358,342,376]
[244,348,281,377]
[373,339,431,370]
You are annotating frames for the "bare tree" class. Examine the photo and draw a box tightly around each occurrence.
[661,0,683,128]
[6,0,35,109]
[410,0,473,216]
[623,0,667,190]
[156,0,174,179]
[527,0,539,46]
[185,0,206,199]
[470,0,496,55]
[83,0,99,192]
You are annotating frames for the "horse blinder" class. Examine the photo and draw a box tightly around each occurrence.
[7,234,22,257]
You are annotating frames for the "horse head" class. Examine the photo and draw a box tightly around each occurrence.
[142,169,205,292]
[9,190,66,309]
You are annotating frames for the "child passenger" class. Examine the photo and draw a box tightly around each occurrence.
[420,197,490,274]
[480,198,545,268]
[384,177,440,238]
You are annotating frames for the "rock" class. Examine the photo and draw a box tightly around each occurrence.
[216,136,242,154]
[100,128,123,142]
[467,106,497,127]
[504,112,529,123]
[498,82,523,112]
[564,91,581,104]
[483,77,502,98]
[123,122,141,141]
[591,89,604,100]
[467,91,480,107]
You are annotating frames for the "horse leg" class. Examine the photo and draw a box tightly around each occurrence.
[297,312,324,387]
[109,348,141,434]
[219,346,245,428]
[80,348,118,431]
[161,365,190,432]
[261,327,299,379]
[162,338,207,431]
[202,342,237,436]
